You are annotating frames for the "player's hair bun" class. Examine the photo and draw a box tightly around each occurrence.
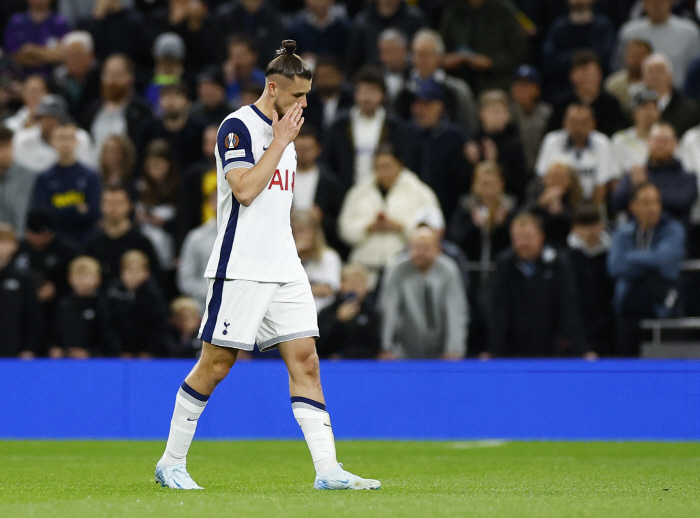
[278,40,297,56]
[267,40,312,79]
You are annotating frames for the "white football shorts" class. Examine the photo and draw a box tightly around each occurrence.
[198,278,319,351]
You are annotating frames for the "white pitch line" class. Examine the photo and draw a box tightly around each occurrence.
[451,440,508,449]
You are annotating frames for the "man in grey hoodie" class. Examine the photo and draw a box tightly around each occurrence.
[0,126,36,237]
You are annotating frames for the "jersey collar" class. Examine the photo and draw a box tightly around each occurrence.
[250,104,272,126]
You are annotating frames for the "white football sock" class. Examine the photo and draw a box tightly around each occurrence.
[291,397,339,476]
[161,382,209,466]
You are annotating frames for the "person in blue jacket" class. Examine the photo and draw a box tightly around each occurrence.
[607,182,686,356]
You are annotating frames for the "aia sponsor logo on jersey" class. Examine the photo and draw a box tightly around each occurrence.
[225,133,240,149]
[268,169,295,191]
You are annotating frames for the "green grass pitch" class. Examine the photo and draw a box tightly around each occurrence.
[1,440,699,517]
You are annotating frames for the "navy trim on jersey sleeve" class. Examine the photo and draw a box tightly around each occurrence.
[218,118,255,174]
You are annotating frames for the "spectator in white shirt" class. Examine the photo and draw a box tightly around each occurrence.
[4,75,48,133]
[611,88,661,178]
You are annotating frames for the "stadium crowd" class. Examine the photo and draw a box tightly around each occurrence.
[2,0,700,360]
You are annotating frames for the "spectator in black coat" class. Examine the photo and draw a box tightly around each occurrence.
[317,263,381,359]
[288,0,352,64]
[190,68,232,127]
[566,206,615,356]
[107,249,168,358]
[485,212,592,358]
[51,255,119,358]
[0,223,42,358]
[303,56,354,134]
[166,296,203,358]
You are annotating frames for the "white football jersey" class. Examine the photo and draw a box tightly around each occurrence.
[204,105,307,283]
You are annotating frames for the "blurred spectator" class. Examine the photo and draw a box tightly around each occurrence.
[166,296,203,358]
[0,2,29,36]
[51,255,119,358]
[191,67,232,127]
[317,263,381,359]
[291,125,345,256]
[30,122,101,245]
[0,223,42,358]
[378,29,410,104]
[541,0,616,99]
[536,103,613,206]
[82,53,154,155]
[4,74,48,132]
[393,29,478,135]
[439,0,526,93]
[213,0,286,71]
[288,0,352,64]
[486,212,589,358]
[548,49,627,137]
[106,249,168,357]
[14,94,97,172]
[509,65,552,173]
[608,183,685,356]
[80,0,148,66]
[177,191,216,311]
[465,90,528,200]
[402,80,470,219]
[143,32,186,111]
[0,127,37,237]
[566,205,615,356]
[304,55,353,133]
[611,88,660,178]
[612,123,698,223]
[59,0,134,27]
[684,55,700,100]
[338,143,440,288]
[292,210,341,313]
[526,162,584,247]
[614,0,700,88]
[642,53,699,139]
[4,0,70,78]
[14,209,78,330]
[346,0,425,75]
[83,186,161,287]
[605,39,652,115]
[98,134,137,193]
[140,82,205,169]
[134,139,180,272]
[222,35,266,109]
[52,31,101,122]
[323,67,407,193]
[179,125,217,241]
[379,226,468,359]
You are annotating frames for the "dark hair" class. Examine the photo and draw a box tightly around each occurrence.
[353,66,386,93]
[105,53,135,77]
[265,40,313,80]
[239,81,264,98]
[159,81,190,99]
[565,101,595,120]
[571,48,601,71]
[0,126,13,143]
[631,181,661,203]
[140,139,180,205]
[375,142,402,163]
[572,204,602,226]
[296,124,320,142]
[315,55,342,71]
[103,185,131,197]
[99,134,136,188]
[227,34,258,55]
[511,211,545,234]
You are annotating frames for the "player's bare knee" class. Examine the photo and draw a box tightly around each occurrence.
[209,358,233,383]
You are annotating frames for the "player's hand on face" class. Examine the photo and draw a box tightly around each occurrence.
[272,103,305,146]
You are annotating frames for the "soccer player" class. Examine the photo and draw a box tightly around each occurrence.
[155,41,381,491]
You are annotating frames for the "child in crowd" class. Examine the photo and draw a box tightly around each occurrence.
[107,250,168,358]
[166,297,203,358]
[51,256,117,358]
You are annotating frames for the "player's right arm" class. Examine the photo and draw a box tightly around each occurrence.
[224,104,304,207]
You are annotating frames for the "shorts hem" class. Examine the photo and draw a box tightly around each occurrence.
[258,330,319,351]
[200,335,255,351]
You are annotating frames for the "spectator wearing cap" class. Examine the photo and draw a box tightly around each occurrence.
[190,67,232,127]
[536,103,613,207]
[288,0,352,64]
[143,32,187,112]
[402,80,470,220]
[346,0,426,76]
[303,56,354,134]
[3,0,70,79]
[608,182,685,356]
[393,29,477,135]
[52,31,102,123]
[605,39,652,116]
[548,49,628,138]
[13,94,97,172]
[0,126,37,237]
[612,122,698,224]
[614,0,700,89]
[30,122,102,245]
[541,0,616,100]
[465,90,528,201]
[140,81,205,170]
[439,0,526,94]
[509,65,553,173]
[642,53,699,139]
[222,35,266,109]
[82,53,155,155]
[378,29,410,105]
[611,88,660,179]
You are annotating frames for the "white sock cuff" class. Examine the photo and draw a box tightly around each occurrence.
[176,393,207,414]
[293,407,330,420]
